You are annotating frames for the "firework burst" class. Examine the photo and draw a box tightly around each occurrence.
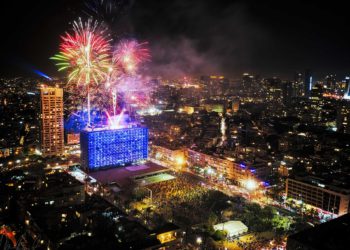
[113,39,150,75]
[51,18,111,87]
[84,0,122,23]
[51,17,152,126]
[51,18,112,125]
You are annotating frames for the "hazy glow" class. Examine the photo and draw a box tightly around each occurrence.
[245,179,258,191]
[175,156,185,165]
[107,109,125,129]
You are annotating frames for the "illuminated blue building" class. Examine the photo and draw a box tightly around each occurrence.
[80,126,148,171]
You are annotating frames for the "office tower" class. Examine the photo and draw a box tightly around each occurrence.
[40,87,64,157]
[304,69,313,97]
[325,74,336,90]
[201,75,227,96]
[294,72,304,97]
[265,77,283,103]
[282,81,294,105]
[232,99,240,113]
[241,73,254,94]
[344,76,350,99]
[294,72,303,83]
[80,126,148,172]
[286,176,350,216]
[337,101,350,133]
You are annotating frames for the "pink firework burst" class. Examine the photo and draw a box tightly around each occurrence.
[112,39,150,75]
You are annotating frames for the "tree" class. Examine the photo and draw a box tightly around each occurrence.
[207,212,218,226]
[212,230,227,241]
[272,215,291,231]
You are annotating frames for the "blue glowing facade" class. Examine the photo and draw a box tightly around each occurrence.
[80,126,148,171]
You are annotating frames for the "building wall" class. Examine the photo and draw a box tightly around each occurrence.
[150,145,185,169]
[0,147,22,158]
[67,133,80,145]
[286,178,350,215]
[187,149,252,185]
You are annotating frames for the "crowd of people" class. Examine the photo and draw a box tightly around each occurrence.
[230,234,273,250]
[146,175,213,225]
[148,175,208,205]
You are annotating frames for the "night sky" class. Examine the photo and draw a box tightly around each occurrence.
[1,0,350,79]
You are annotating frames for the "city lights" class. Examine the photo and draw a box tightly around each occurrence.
[2,1,350,250]
[244,179,258,191]
[175,156,185,166]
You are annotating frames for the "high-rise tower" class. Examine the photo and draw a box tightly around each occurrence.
[304,69,313,97]
[40,87,64,157]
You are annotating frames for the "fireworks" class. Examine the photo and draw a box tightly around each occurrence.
[51,18,111,87]
[84,0,123,23]
[113,39,150,75]
[51,18,112,125]
[51,16,151,127]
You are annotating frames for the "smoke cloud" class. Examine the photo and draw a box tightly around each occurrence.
[130,0,269,78]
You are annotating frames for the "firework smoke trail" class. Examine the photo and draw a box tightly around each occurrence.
[51,18,112,126]
[103,39,150,116]
[84,0,121,23]
[83,0,134,39]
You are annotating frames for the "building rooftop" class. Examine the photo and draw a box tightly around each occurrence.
[153,223,180,235]
[82,123,144,133]
[291,175,350,195]
[89,162,169,187]
[213,221,248,237]
[287,213,350,250]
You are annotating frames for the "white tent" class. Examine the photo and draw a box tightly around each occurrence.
[213,221,248,237]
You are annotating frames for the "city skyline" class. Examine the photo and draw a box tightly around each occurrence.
[1,1,350,250]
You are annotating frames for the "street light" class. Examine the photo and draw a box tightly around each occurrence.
[175,156,185,166]
[196,237,202,245]
[245,179,258,191]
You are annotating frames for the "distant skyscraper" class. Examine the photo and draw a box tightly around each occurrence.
[337,102,350,134]
[294,72,303,83]
[344,76,350,99]
[241,73,256,97]
[201,75,227,96]
[325,74,336,90]
[232,99,240,113]
[294,72,304,97]
[282,81,294,105]
[304,69,313,97]
[40,87,64,157]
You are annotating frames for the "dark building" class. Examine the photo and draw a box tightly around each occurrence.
[294,72,304,97]
[325,74,336,90]
[241,73,255,97]
[344,76,350,98]
[283,81,294,105]
[337,101,350,134]
[310,83,323,100]
[201,75,229,96]
[287,213,350,250]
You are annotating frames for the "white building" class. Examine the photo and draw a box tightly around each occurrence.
[214,221,248,237]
